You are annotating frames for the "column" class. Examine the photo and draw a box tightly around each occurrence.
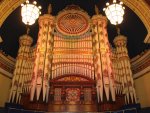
[30,14,54,101]
[114,35,137,104]
[92,13,115,102]
[9,35,33,103]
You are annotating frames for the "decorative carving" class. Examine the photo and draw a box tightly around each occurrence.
[57,76,89,82]
[56,5,90,36]
[66,88,80,102]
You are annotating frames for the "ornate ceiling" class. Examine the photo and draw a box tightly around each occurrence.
[0,0,150,58]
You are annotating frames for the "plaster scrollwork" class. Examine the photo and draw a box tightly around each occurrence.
[122,0,150,43]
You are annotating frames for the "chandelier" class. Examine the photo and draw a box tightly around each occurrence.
[21,0,41,26]
[103,0,125,25]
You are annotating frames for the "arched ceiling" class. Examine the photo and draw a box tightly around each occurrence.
[0,0,150,58]
[0,0,150,43]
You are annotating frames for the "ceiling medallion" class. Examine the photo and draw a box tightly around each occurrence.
[56,5,90,36]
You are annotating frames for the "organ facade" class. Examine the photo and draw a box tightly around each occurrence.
[9,5,136,112]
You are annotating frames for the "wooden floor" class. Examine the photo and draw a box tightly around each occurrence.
[45,112,106,113]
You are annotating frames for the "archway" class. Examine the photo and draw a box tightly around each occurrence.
[0,0,150,43]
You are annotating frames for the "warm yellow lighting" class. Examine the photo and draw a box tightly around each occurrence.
[103,0,125,25]
[113,0,117,3]
[106,2,109,6]
[26,0,29,4]
[21,0,41,25]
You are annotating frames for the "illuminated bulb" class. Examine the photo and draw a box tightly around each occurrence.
[106,2,109,6]
[33,1,37,5]
[113,0,117,3]
[26,0,29,3]
[103,8,106,11]
[21,4,24,7]
[38,6,42,9]
[120,2,123,5]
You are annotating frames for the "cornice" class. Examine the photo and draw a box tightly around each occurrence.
[131,50,150,79]
[131,50,150,66]
[0,51,15,78]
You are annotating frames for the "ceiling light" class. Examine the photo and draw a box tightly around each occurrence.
[21,0,41,26]
[103,0,125,25]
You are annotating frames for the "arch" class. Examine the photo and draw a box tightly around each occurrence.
[122,0,150,43]
[0,0,150,43]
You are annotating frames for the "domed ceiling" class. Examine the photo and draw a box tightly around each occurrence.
[0,0,149,58]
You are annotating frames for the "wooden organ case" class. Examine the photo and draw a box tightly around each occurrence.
[20,5,126,112]
[47,5,97,111]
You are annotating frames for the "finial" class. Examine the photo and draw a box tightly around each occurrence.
[48,4,52,14]
[95,5,99,15]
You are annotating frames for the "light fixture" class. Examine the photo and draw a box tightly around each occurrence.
[103,0,125,25]
[21,0,42,27]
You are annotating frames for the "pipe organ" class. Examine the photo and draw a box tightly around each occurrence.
[9,5,136,112]
[52,35,94,79]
